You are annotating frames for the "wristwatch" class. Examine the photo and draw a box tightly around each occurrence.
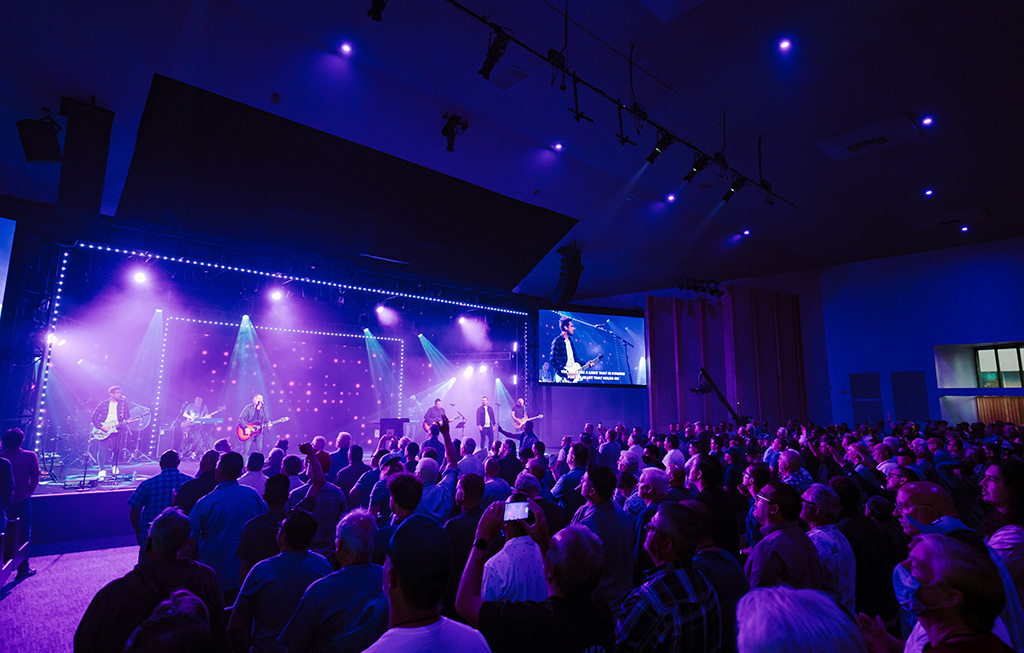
[473,537,489,551]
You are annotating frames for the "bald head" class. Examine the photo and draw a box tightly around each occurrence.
[895,481,958,536]
[778,450,803,475]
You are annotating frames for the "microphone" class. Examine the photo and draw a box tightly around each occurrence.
[596,321,609,330]
[449,403,457,407]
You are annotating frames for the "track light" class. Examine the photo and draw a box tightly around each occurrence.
[441,113,469,152]
[683,153,711,183]
[367,0,387,22]
[722,175,747,202]
[478,26,512,80]
[645,130,674,164]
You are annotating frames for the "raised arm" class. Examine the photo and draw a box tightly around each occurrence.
[439,414,460,468]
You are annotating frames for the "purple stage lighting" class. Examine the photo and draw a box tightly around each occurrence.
[778,38,792,52]
[921,116,934,127]
[133,271,147,283]
[666,193,676,203]
[340,42,353,55]
[458,316,466,324]
[270,290,283,301]
[376,305,385,313]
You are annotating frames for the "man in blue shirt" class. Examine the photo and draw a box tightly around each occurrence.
[128,450,192,563]
[186,452,266,600]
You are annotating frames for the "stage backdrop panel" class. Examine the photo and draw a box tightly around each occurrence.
[647,288,807,430]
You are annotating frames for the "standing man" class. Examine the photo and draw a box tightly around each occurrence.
[422,398,446,434]
[477,397,496,452]
[128,450,191,563]
[237,392,268,457]
[186,451,266,601]
[549,317,577,383]
[1,428,39,579]
[510,398,527,438]
[90,385,131,472]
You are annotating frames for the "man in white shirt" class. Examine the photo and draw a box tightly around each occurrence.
[363,514,491,652]
[481,493,547,602]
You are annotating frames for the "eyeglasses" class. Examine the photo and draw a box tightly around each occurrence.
[644,522,666,537]
[755,492,775,504]
[800,497,817,506]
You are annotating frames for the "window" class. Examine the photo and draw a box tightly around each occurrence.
[976,345,1024,389]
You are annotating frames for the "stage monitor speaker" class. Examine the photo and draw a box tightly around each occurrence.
[57,96,114,220]
[550,245,583,306]
[16,118,62,162]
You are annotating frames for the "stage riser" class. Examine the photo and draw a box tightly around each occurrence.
[33,489,135,545]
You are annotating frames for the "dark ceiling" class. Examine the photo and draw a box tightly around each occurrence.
[2,0,1022,300]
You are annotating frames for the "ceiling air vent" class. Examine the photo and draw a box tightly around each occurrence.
[816,115,920,162]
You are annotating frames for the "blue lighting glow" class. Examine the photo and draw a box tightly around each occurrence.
[921,116,934,127]
[778,38,792,53]
[666,193,676,203]
[924,189,934,196]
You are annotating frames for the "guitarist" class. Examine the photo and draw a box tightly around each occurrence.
[90,385,130,472]
[549,316,577,383]
[176,395,211,454]
[237,392,269,456]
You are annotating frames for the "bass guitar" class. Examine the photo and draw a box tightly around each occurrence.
[91,411,150,441]
[560,354,603,383]
[236,416,290,442]
[512,413,545,430]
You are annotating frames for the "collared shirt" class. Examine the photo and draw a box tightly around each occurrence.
[286,482,348,557]
[779,468,814,493]
[235,550,333,652]
[807,524,856,613]
[458,454,485,478]
[278,562,389,653]
[571,500,634,613]
[744,520,825,591]
[238,469,268,496]
[190,480,267,590]
[616,560,722,653]
[482,535,547,603]
[127,466,191,544]
[482,477,512,508]
[417,468,458,523]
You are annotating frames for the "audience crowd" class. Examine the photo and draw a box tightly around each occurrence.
[70,416,1024,652]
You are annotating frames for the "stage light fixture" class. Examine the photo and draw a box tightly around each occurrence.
[339,42,354,56]
[722,176,747,202]
[441,113,469,152]
[271,290,283,301]
[367,0,387,22]
[463,365,474,379]
[961,225,969,232]
[133,271,147,283]
[458,316,466,324]
[683,153,711,183]
[921,116,934,127]
[645,130,674,164]
[924,189,934,196]
[479,365,488,373]
[743,229,751,236]
[478,25,512,80]
[778,38,792,53]
[666,193,676,203]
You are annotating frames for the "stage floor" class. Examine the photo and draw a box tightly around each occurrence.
[35,457,203,496]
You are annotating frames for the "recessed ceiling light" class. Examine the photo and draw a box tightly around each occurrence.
[961,225,969,232]
[743,229,751,236]
[778,38,792,52]
[340,42,353,56]
[924,189,934,196]
[921,116,934,127]
[666,193,676,203]
[552,142,564,152]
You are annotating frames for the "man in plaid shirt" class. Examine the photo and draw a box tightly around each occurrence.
[128,450,191,562]
[616,501,722,652]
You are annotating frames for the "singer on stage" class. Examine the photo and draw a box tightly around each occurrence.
[476,396,496,450]
[238,392,268,456]
[550,316,577,383]
[90,385,130,472]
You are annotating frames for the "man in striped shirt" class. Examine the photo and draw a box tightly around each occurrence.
[616,501,722,653]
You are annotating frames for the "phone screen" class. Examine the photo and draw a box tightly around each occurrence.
[503,501,529,521]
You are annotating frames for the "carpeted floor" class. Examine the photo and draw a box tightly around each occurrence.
[0,545,138,652]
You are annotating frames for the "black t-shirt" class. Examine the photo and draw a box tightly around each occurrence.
[478,596,615,653]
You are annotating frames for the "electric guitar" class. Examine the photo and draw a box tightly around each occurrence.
[236,416,290,441]
[512,413,545,430]
[560,354,603,383]
[91,411,150,441]
[181,405,227,431]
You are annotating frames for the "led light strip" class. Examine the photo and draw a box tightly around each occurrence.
[75,242,527,316]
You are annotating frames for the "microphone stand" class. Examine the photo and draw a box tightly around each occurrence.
[600,325,635,385]
[449,404,468,440]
